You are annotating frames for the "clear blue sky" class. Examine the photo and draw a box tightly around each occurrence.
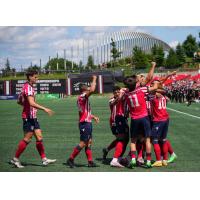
[0,26,200,70]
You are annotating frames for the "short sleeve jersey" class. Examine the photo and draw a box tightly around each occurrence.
[150,95,169,121]
[126,86,149,119]
[77,92,92,122]
[22,82,37,119]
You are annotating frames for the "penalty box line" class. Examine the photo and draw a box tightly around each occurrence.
[167,107,200,120]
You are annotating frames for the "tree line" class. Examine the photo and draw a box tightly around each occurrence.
[1,33,200,77]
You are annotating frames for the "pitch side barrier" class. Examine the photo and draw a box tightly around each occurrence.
[0,75,115,100]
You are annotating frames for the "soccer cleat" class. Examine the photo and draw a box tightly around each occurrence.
[129,159,136,169]
[167,153,177,163]
[88,161,98,167]
[10,157,24,168]
[137,157,145,165]
[102,148,108,160]
[146,160,152,168]
[42,158,57,166]
[67,158,75,168]
[162,160,168,166]
[120,158,129,167]
[152,160,162,167]
[110,160,124,168]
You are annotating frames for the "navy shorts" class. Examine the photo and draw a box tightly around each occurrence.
[115,115,129,136]
[79,122,92,142]
[130,116,151,139]
[23,118,40,133]
[151,119,169,142]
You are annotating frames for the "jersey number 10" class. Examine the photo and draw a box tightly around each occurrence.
[158,97,166,109]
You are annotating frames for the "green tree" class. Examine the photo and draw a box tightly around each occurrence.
[27,65,41,72]
[110,38,121,66]
[45,58,77,71]
[151,44,165,66]
[87,55,95,69]
[132,46,149,69]
[79,60,83,68]
[165,49,179,68]
[182,34,198,57]
[151,44,157,58]
[5,58,11,71]
[175,43,186,65]
[2,58,14,76]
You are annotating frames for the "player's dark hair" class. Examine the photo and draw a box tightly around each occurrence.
[26,71,38,80]
[112,86,121,92]
[79,83,88,92]
[131,74,137,79]
[123,74,137,85]
[124,77,137,91]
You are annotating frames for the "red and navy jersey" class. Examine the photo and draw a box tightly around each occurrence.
[126,86,149,119]
[77,92,92,122]
[109,91,129,126]
[21,82,37,119]
[150,94,169,121]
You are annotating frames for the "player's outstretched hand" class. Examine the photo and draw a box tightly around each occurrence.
[151,61,156,66]
[44,108,55,116]
[93,116,100,124]
[92,75,97,80]
[167,71,176,76]
[171,71,176,76]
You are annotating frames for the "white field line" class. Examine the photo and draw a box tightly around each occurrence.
[167,107,200,120]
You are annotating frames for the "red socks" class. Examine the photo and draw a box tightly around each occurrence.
[166,140,174,155]
[162,142,168,160]
[131,151,136,159]
[113,141,123,158]
[70,145,82,160]
[153,143,161,161]
[146,152,152,161]
[136,142,143,158]
[36,141,46,159]
[15,140,29,158]
[85,147,93,161]
[120,141,128,157]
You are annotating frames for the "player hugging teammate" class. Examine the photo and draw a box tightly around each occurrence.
[103,62,177,168]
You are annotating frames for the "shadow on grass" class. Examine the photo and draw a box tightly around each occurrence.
[95,157,112,165]
[62,162,90,168]
[7,161,44,168]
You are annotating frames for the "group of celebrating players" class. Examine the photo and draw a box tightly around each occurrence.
[10,61,177,169]
[103,62,177,168]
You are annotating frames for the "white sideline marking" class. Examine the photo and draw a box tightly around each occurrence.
[167,107,200,120]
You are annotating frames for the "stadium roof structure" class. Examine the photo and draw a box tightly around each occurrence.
[82,31,171,65]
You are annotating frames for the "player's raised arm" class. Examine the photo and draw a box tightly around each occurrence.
[160,71,176,84]
[142,61,156,86]
[27,96,54,116]
[85,75,97,97]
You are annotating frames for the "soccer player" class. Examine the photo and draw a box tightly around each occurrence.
[150,80,177,167]
[102,87,120,161]
[103,86,129,167]
[66,75,99,168]
[10,71,56,168]
[125,76,159,168]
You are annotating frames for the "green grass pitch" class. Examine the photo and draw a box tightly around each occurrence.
[0,96,200,172]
